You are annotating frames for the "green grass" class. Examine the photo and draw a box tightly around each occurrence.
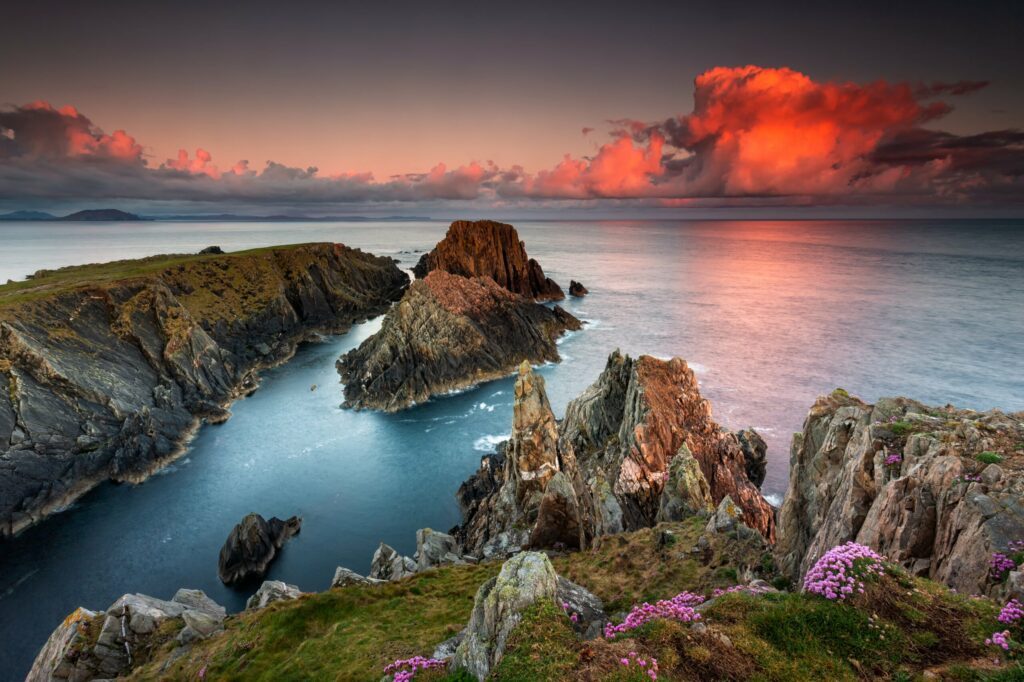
[490,602,579,680]
[888,421,916,437]
[978,451,1005,465]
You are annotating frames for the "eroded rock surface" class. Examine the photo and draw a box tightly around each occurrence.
[218,513,302,585]
[413,220,564,301]
[369,542,418,581]
[455,351,775,557]
[338,271,580,411]
[245,580,304,610]
[776,391,1024,598]
[0,243,408,536]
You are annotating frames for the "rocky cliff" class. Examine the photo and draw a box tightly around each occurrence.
[413,220,564,301]
[775,390,1024,597]
[0,244,408,536]
[337,271,580,412]
[455,352,776,557]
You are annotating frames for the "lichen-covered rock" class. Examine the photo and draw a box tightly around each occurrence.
[657,443,714,521]
[706,495,743,533]
[452,552,558,680]
[415,528,463,570]
[0,243,408,536]
[369,542,418,581]
[26,607,97,682]
[245,580,304,610]
[776,391,1024,598]
[218,513,302,585]
[338,271,579,411]
[413,220,564,301]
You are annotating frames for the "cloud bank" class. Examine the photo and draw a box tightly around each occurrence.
[1,66,1021,210]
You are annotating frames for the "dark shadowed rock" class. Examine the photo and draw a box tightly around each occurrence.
[529,472,583,549]
[218,513,302,585]
[736,429,768,488]
[413,220,564,301]
[199,245,224,254]
[338,271,580,411]
[568,280,588,297]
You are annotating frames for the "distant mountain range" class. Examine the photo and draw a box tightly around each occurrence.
[0,209,144,221]
[0,210,430,222]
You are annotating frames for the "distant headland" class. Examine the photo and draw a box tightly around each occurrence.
[0,210,430,222]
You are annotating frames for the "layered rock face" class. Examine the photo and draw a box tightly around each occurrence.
[0,244,408,536]
[218,513,302,584]
[455,352,776,557]
[775,391,1024,597]
[413,220,564,301]
[338,271,580,411]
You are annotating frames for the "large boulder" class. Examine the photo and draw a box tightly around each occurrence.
[245,580,304,610]
[776,392,1024,598]
[415,528,463,570]
[331,566,383,588]
[413,220,564,301]
[338,271,580,411]
[555,576,606,640]
[452,552,559,680]
[657,443,715,521]
[218,513,302,585]
[369,542,418,581]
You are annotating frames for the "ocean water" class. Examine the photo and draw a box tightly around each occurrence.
[0,218,1022,677]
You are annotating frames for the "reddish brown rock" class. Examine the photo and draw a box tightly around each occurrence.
[413,220,564,301]
[568,281,588,297]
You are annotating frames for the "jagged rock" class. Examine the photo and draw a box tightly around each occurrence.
[452,552,559,680]
[0,243,408,537]
[415,528,463,570]
[245,580,304,610]
[556,576,606,639]
[776,392,1024,597]
[568,280,588,297]
[529,472,583,549]
[171,589,226,620]
[177,609,223,644]
[455,350,775,556]
[706,495,743,533]
[413,220,564,301]
[218,513,302,585]
[736,429,768,488]
[26,607,98,682]
[369,542,418,581]
[331,566,383,588]
[510,361,561,508]
[657,443,714,521]
[338,271,580,411]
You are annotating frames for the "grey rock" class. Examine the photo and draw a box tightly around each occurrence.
[218,513,302,585]
[369,542,417,581]
[432,630,466,660]
[415,528,463,570]
[330,566,385,588]
[556,576,606,640]
[245,580,304,610]
[706,495,743,534]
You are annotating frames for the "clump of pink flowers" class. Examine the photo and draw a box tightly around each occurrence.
[618,651,659,680]
[987,630,1012,651]
[883,451,903,468]
[990,552,1017,581]
[999,599,1024,625]
[985,598,1024,654]
[561,600,580,624]
[604,591,704,639]
[383,656,447,681]
[802,542,885,600]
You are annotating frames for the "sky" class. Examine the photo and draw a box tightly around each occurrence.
[1,0,1022,216]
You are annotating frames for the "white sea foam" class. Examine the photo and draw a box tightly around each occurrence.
[474,433,510,451]
[764,493,782,507]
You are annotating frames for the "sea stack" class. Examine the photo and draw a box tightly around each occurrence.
[218,513,302,585]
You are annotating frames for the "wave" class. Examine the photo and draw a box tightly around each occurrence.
[473,433,510,452]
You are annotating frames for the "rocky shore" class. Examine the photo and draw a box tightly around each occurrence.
[0,243,408,536]
[338,220,582,411]
[455,353,776,558]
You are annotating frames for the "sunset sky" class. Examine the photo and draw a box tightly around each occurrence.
[1,0,1022,216]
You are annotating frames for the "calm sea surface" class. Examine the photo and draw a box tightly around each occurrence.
[0,219,1022,677]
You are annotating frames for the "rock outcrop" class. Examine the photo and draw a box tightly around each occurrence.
[27,589,227,681]
[455,351,775,557]
[218,513,302,585]
[245,580,304,610]
[415,528,463,570]
[338,271,580,411]
[452,551,559,680]
[0,243,408,536]
[369,542,418,581]
[776,391,1024,598]
[568,280,588,297]
[413,220,564,301]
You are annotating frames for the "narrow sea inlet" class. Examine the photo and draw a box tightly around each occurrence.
[1,218,1022,677]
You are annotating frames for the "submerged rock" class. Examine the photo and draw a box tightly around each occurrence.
[775,392,1024,598]
[413,220,564,301]
[338,271,580,411]
[218,513,302,585]
[568,280,588,297]
[452,552,559,680]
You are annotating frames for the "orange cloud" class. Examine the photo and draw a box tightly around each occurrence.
[0,100,143,162]
[516,134,665,198]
